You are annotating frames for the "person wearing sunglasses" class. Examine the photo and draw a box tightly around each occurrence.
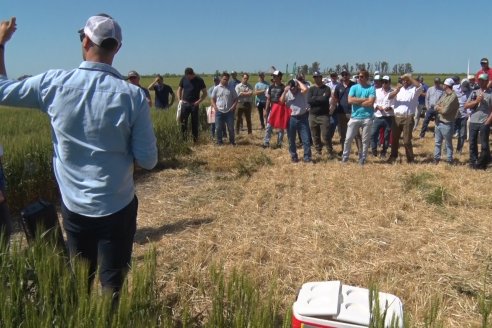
[342,69,376,165]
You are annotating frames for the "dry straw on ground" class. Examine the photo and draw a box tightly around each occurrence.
[133,124,491,327]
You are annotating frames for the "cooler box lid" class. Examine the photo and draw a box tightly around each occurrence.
[293,281,403,327]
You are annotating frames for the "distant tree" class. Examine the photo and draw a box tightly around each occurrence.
[311,62,320,74]
[342,63,349,72]
[300,64,309,76]
[398,64,405,75]
[335,64,341,73]
[404,63,413,73]
[381,61,389,74]
[214,69,220,77]
[392,64,398,74]
[374,61,381,73]
[350,65,354,73]
[367,62,372,73]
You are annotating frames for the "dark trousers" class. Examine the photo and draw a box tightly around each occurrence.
[180,102,200,142]
[62,196,138,292]
[236,102,252,134]
[469,122,490,168]
[371,116,393,155]
[256,101,266,129]
[419,107,436,138]
[309,114,336,154]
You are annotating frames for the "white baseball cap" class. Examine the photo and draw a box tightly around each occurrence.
[443,78,454,87]
[80,14,122,48]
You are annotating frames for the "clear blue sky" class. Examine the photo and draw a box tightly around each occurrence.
[1,0,491,78]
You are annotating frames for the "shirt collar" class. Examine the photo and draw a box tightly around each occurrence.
[78,61,124,80]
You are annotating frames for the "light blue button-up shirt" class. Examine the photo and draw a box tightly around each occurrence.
[0,61,157,217]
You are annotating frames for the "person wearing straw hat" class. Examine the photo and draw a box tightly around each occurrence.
[388,73,423,163]
[464,73,492,169]
[0,14,158,294]
[432,78,459,165]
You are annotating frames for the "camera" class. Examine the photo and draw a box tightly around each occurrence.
[288,79,297,88]
[471,91,477,101]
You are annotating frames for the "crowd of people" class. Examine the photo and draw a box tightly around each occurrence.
[183,59,492,169]
[0,12,491,301]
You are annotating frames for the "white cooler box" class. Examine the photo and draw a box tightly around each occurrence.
[292,281,403,328]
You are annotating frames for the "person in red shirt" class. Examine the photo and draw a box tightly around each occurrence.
[475,58,492,89]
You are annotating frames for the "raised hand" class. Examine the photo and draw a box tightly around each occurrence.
[0,17,17,45]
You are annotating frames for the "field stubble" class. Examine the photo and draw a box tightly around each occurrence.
[133,123,492,327]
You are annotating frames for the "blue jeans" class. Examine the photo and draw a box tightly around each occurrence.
[288,112,311,161]
[454,117,468,153]
[370,116,393,155]
[469,122,491,168]
[180,103,200,142]
[419,107,436,138]
[215,110,235,145]
[263,114,285,146]
[62,196,138,293]
[434,121,454,162]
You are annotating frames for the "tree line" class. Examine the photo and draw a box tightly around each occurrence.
[292,61,413,76]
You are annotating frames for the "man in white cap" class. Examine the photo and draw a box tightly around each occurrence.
[0,14,158,294]
[370,75,394,158]
[433,78,459,164]
[464,73,492,169]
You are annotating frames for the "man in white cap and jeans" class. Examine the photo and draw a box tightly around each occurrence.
[433,78,459,164]
[0,14,158,294]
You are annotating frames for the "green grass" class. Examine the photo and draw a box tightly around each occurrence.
[0,234,287,327]
[0,105,194,213]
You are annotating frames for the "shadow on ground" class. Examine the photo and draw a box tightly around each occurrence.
[134,217,214,245]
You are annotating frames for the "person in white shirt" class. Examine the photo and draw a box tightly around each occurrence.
[370,76,395,158]
[388,74,423,163]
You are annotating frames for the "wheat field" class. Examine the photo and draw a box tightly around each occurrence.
[132,118,492,327]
